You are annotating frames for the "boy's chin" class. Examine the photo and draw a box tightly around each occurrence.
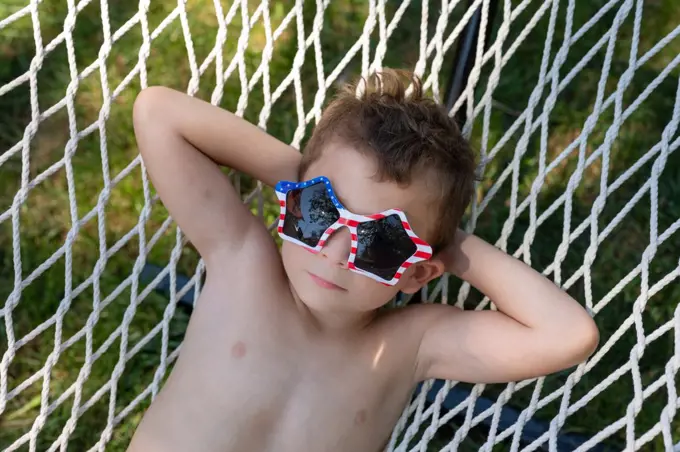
[289,271,393,314]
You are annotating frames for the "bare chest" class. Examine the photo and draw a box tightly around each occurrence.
[140,284,418,452]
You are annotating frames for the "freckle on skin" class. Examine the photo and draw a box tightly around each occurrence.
[231,341,247,359]
[354,409,367,426]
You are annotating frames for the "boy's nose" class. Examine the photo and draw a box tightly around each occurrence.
[320,226,352,267]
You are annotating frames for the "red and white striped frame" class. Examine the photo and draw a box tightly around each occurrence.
[274,177,433,286]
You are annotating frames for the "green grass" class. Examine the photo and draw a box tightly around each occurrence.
[1,0,679,450]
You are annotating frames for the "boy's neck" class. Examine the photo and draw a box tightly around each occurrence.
[288,282,378,334]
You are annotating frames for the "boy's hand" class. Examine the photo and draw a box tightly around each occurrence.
[414,231,599,384]
[132,87,301,266]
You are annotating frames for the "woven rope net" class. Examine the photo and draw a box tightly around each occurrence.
[1,0,679,451]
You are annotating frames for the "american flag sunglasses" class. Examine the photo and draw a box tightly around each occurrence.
[274,176,433,286]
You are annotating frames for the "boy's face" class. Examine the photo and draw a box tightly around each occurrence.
[281,141,445,315]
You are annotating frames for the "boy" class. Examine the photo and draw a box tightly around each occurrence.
[127,70,598,452]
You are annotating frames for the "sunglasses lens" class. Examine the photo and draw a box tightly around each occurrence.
[354,214,417,281]
[282,182,340,247]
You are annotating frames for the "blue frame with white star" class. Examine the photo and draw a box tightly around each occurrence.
[275,176,344,210]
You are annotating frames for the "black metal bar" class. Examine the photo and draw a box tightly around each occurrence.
[445,0,500,126]
[403,0,500,307]
[141,263,197,312]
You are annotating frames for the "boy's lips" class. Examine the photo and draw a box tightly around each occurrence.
[307,271,346,291]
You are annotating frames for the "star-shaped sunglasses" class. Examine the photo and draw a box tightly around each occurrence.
[275,176,432,286]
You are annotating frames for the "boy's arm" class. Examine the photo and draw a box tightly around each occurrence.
[132,86,301,265]
[414,231,599,384]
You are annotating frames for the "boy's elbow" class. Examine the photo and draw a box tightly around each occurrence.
[133,86,179,158]
[133,86,173,132]
[573,316,600,361]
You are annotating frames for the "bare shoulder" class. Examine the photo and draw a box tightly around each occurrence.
[379,302,465,382]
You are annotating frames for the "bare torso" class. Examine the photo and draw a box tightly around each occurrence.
[127,244,423,452]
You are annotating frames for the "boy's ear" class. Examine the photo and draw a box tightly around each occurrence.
[399,257,446,294]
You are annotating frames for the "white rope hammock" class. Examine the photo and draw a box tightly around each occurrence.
[1,0,679,451]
